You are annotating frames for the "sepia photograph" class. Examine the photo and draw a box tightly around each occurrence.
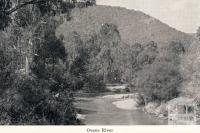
[0,0,200,126]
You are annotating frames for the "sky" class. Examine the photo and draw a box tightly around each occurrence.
[96,0,200,33]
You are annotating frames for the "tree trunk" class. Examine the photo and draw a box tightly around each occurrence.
[52,57,55,73]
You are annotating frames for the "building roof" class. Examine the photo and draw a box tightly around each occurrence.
[168,97,195,106]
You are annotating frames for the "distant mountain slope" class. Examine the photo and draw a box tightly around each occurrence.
[57,5,192,48]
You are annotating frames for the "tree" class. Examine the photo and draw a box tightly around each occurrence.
[0,74,78,125]
[127,43,144,79]
[69,46,90,91]
[88,23,122,83]
[180,35,200,96]
[0,0,97,30]
[5,0,63,15]
[0,47,18,95]
[0,0,78,30]
[14,5,35,28]
[197,27,200,40]
[74,0,96,8]
[0,25,26,95]
[166,41,185,65]
[31,19,66,78]
[64,31,83,68]
[0,0,100,125]
[64,31,106,92]
[0,0,12,30]
[137,41,158,68]
[136,61,182,102]
[168,41,185,55]
[0,19,79,124]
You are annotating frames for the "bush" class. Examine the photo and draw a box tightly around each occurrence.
[137,41,158,68]
[0,47,18,95]
[0,75,78,125]
[136,61,182,102]
[83,74,106,93]
[0,0,12,30]
[14,6,34,28]
[168,41,185,55]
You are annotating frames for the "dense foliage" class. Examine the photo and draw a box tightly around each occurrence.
[63,22,184,102]
[180,30,200,96]
[0,0,96,30]
[0,0,12,30]
[0,46,18,95]
[0,18,80,124]
[135,40,184,103]
[0,0,97,125]
[0,75,78,125]
[136,61,182,102]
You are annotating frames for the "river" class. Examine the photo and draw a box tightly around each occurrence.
[74,93,167,125]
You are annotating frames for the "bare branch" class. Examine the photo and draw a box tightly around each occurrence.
[6,0,54,15]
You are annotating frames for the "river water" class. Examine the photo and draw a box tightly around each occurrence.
[74,94,167,125]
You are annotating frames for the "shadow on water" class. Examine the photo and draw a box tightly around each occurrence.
[76,108,97,114]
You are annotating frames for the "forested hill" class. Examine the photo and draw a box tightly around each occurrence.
[57,5,192,48]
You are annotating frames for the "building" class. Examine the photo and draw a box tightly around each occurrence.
[167,97,200,125]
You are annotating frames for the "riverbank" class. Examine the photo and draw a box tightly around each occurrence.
[143,102,168,120]
[103,93,140,110]
[105,93,168,120]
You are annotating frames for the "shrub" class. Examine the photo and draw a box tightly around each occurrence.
[83,74,105,93]
[137,41,158,68]
[14,6,34,28]
[0,75,78,125]
[0,47,18,95]
[136,61,182,102]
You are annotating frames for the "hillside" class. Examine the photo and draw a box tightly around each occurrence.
[56,5,192,48]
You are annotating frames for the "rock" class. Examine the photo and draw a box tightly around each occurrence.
[143,102,168,119]
[55,93,59,98]
[144,102,160,114]
[76,114,86,120]
[155,103,168,116]
[135,93,145,106]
